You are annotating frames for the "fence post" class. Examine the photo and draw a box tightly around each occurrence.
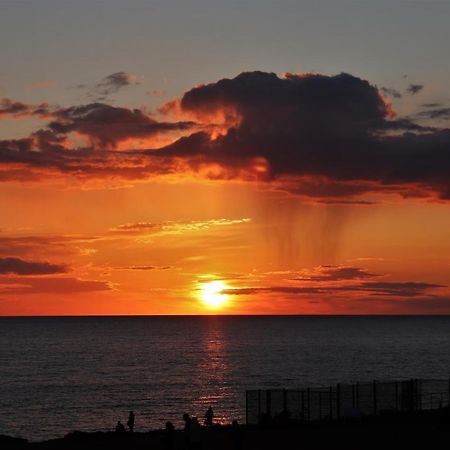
[395,382,399,411]
[246,391,249,424]
[301,390,305,421]
[329,385,333,419]
[352,384,355,409]
[307,388,311,421]
[336,384,341,419]
[356,382,359,409]
[319,391,322,419]
[283,388,287,412]
[258,389,261,419]
[415,379,421,411]
[266,390,272,418]
[373,380,377,416]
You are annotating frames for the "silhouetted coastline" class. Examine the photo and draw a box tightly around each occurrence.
[2,408,450,450]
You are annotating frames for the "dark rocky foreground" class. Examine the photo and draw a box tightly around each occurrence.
[2,409,450,450]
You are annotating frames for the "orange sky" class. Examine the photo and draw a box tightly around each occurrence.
[1,179,449,315]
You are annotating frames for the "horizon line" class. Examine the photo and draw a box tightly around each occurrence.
[1,314,450,318]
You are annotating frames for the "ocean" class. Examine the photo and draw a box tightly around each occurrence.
[1,316,449,441]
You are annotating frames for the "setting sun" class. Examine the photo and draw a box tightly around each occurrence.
[199,280,230,309]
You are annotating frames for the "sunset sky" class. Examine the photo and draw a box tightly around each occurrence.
[1,0,449,315]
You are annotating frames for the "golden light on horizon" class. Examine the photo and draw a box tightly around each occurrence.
[198,280,230,309]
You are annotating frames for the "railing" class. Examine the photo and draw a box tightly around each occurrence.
[246,379,450,424]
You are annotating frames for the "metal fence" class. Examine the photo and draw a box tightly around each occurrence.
[246,379,450,424]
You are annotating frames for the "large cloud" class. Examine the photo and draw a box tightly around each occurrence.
[1,71,450,201]
[162,72,449,200]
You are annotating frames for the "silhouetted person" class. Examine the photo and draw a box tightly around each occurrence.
[164,421,175,450]
[183,413,192,449]
[231,420,242,450]
[204,406,214,426]
[190,417,202,450]
[115,420,126,433]
[127,411,135,432]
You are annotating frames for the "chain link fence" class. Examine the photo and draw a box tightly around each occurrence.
[246,379,450,424]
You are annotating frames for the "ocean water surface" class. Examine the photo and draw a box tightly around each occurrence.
[1,316,450,441]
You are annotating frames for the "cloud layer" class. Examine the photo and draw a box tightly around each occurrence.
[1,71,450,202]
[224,265,446,299]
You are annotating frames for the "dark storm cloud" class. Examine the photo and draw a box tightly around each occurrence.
[1,71,450,201]
[161,71,450,200]
[180,71,391,137]
[381,87,402,99]
[406,84,424,95]
[0,257,67,275]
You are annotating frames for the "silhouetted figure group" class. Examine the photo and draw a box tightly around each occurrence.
[181,406,216,449]
[115,411,135,433]
[112,406,243,450]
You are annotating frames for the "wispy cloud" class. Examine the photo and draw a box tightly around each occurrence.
[0,276,111,294]
[406,83,424,95]
[418,107,450,121]
[114,265,173,271]
[89,71,139,100]
[110,218,251,235]
[0,98,51,118]
[381,87,402,99]
[292,265,381,282]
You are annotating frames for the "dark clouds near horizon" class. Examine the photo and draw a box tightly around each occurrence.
[225,281,445,298]
[0,257,67,275]
[1,71,450,202]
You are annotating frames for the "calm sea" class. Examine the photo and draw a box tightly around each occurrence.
[1,316,449,441]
